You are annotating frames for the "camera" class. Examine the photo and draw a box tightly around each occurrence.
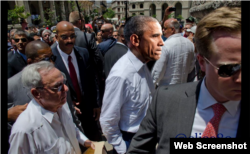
[169,7,176,11]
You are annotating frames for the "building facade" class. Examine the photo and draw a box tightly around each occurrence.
[111,1,128,21]
[7,0,107,28]
[129,1,192,22]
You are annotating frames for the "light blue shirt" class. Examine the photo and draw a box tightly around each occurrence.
[17,49,27,61]
[100,49,155,154]
[191,78,241,138]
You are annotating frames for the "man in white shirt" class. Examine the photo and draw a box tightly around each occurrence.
[9,61,95,154]
[128,7,243,154]
[100,15,164,154]
[151,18,195,87]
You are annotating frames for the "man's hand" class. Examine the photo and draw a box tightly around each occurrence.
[164,6,174,16]
[8,103,28,122]
[84,140,95,150]
[72,101,81,114]
[74,106,82,114]
[93,108,101,121]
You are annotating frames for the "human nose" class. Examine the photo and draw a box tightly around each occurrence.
[233,69,241,83]
[159,37,164,46]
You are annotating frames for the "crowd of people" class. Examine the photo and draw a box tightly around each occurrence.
[7,6,242,154]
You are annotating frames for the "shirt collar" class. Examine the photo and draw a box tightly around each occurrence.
[127,48,144,72]
[167,33,181,40]
[32,99,55,123]
[17,49,27,61]
[116,42,127,47]
[199,78,241,116]
[57,45,75,60]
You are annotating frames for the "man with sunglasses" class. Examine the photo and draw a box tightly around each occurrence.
[7,41,86,152]
[52,21,102,142]
[128,7,243,154]
[9,61,95,154]
[8,30,29,78]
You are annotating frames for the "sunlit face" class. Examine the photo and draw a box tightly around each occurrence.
[56,29,76,54]
[42,32,51,43]
[96,31,102,42]
[198,31,241,103]
[37,68,68,112]
[14,34,28,53]
[138,21,164,62]
[112,31,118,39]
[162,21,174,38]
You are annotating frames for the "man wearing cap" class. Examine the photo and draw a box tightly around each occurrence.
[152,18,195,87]
[187,26,197,43]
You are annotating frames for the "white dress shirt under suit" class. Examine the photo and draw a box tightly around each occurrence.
[191,78,241,138]
[100,50,155,154]
[151,33,195,86]
[9,99,88,154]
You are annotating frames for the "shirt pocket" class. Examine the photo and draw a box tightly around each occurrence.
[43,138,74,154]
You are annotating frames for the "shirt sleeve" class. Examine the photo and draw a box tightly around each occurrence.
[151,45,169,86]
[9,132,37,154]
[100,76,128,154]
[75,125,89,146]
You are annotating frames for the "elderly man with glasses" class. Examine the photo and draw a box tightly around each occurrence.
[7,41,86,153]
[8,61,95,154]
[128,7,243,154]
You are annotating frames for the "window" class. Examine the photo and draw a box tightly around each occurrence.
[140,4,143,8]
[132,4,135,9]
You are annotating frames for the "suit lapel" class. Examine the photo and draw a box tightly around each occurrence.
[177,81,202,137]
[74,47,86,94]
[15,52,27,66]
[52,47,76,96]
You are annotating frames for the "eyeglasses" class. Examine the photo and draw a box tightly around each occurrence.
[101,30,109,33]
[36,76,67,92]
[60,35,77,40]
[203,57,241,77]
[40,54,56,62]
[14,38,27,43]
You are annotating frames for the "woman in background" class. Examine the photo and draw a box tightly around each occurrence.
[96,30,102,45]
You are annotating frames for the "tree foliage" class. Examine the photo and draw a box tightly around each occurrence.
[8,5,31,25]
[43,8,60,27]
[103,8,115,19]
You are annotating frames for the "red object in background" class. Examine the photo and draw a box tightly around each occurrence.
[46,27,49,30]
[85,24,93,29]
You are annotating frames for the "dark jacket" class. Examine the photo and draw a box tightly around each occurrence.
[97,37,117,56]
[8,52,27,78]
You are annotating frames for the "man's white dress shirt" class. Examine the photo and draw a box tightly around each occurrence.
[100,49,155,154]
[9,99,88,154]
[151,33,195,86]
[191,78,241,138]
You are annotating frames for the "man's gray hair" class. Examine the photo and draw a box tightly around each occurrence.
[124,15,159,44]
[42,29,51,36]
[14,30,29,38]
[22,61,55,89]
[169,21,180,33]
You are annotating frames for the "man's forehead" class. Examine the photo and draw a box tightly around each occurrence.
[15,34,27,38]
[58,30,75,35]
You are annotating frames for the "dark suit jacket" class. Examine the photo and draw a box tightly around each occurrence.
[7,70,84,133]
[74,27,103,69]
[74,27,104,106]
[8,52,27,78]
[52,45,98,108]
[104,43,128,78]
[52,45,100,140]
[127,80,246,154]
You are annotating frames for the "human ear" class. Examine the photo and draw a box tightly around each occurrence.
[130,34,139,47]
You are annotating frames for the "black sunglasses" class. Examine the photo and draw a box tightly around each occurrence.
[204,57,241,77]
[41,55,56,62]
[14,38,27,43]
[60,35,77,40]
